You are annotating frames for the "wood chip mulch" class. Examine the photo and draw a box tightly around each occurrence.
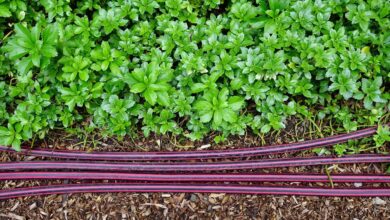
[1,121,389,219]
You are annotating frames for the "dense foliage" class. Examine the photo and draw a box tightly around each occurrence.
[0,0,389,150]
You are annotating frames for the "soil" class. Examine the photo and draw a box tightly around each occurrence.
[0,120,389,219]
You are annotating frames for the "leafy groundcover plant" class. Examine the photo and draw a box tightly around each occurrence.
[0,0,389,151]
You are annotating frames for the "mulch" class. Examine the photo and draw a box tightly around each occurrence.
[0,182,389,219]
[0,121,389,219]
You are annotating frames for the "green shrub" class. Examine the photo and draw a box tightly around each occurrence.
[0,0,389,150]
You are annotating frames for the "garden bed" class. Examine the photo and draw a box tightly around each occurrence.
[1,121,389,218]
[0,0,389,218]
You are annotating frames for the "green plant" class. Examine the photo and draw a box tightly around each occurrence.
[194,88,244,127]
[125,61,173,106]
[0,0,389,151]
[374,124,390,147]
[5,23,58,74]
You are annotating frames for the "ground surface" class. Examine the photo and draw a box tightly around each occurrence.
[0,189,389,219]
[0,121,389,219]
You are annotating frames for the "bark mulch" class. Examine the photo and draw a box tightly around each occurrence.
[0,121,389,219]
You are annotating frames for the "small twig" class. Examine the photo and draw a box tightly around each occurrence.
[30,135,36,149]
[0,30,13,45]
[325,166,335,189]
[62,179,69,207]
[258,133,265,146]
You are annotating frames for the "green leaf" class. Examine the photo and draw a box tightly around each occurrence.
[31,53,41,67]
[213,109,223,125]
[0,126,13,146]
[374,125,390,147]
[261,124,271,133]
[132,68,146,82]
[222,108,237,123]
[0,5,11,17]
[101,60,110,71]
[269,0,290,11]
[0,125,21,151]
[12,138,21,151]
[42,24,58,45]
[157,91,170,106]
[6,23,57,73]
[41,45,58,57]
[200,111,213,123]
[79,70,89,81]
[264,20,276,33]
[144,89,157,105]
[17,57,33,74]
[131,83,146,93]
[194,101,213,110]
[228,96,244,111]
[14,24,32,44]
[191,83,207,93]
